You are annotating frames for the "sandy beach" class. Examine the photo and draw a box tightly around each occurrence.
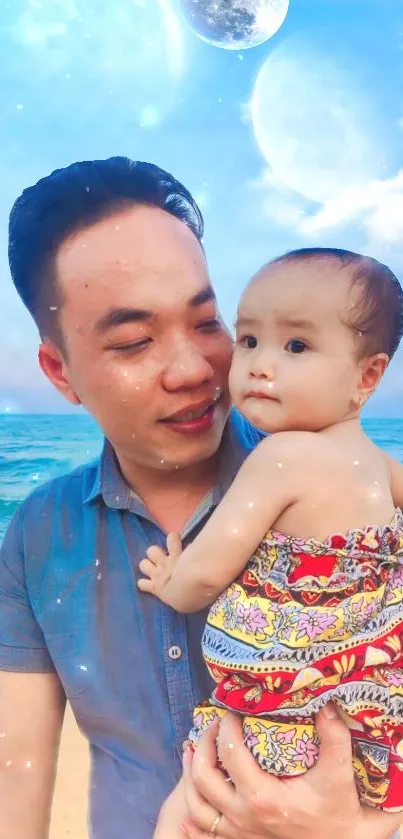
[50,706,402,839]
[50,704,89,839]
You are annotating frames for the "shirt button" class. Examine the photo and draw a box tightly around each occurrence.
[168,645,182,660]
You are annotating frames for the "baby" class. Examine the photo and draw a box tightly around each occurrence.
[138,247,403,836]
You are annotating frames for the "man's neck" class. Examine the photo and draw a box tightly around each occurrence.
[116,451,221,533]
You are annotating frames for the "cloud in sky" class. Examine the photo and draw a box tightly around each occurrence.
[249,166,403,247]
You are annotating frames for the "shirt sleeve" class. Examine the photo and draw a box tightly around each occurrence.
[0,504,55,672]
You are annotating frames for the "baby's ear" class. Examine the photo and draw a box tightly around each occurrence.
[358,352,389,401]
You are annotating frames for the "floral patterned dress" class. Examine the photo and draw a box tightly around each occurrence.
[188,510,403,811]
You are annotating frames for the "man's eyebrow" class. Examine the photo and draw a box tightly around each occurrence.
[94,307,153,333]
[190,286,216,307]
[94,286,216,333]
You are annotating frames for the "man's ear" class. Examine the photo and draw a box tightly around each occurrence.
[38,342,81,406]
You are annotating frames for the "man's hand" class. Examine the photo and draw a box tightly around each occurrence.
[138,532,182,601]
[180,705,401,839]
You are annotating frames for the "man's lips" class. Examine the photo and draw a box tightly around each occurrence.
[160,395,221,424]
[157,394,222,435]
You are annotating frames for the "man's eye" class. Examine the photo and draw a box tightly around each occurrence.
[285,339,307,354]
[197,319,221,332]
[109,338,151,352]
[239,335,258,349]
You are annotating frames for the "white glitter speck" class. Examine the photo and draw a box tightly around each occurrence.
[267,381,274,389]
[25,761,32,769]
[97,573,102,581]
[95,558,100,567]
[56,598,61,605]
[79,665,88,672]
[353,460,360,466]
[277,462,283,469]
[0,733,6,738]
[5,760,11,767]
[247,501,254,509]
[232,528,238,535]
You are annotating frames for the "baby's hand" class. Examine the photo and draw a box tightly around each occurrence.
[138,532,183,602]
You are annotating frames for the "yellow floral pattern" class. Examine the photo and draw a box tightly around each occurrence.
[189,510,403,811]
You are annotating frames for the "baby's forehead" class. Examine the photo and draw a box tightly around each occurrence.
[240,257,355,317]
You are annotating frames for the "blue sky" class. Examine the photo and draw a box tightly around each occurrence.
[1,0,403,415]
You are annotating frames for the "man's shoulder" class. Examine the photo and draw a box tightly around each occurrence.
[228,408,266,452]
[16,457,100,522]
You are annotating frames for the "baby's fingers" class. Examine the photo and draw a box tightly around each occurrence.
[139,558,157,578]
[137,577,155,594]
[167,532,182,556]
[147,545,167,563]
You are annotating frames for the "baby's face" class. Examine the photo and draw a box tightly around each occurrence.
[229,258,363,433]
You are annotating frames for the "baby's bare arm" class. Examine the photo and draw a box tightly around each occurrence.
[386,453,403,509]
[144,434,302,612]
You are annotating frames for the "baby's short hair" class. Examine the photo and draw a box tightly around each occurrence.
[270,247,403,361]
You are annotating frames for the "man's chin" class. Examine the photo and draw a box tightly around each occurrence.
[156,425,226,470]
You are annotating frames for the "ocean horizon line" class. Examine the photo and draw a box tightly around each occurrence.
[1,413,403,422]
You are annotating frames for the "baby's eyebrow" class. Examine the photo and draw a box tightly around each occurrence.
[277,316,318,331]
[234,316,258,329]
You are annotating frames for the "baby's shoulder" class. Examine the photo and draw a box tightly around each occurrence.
[256,430,325,465]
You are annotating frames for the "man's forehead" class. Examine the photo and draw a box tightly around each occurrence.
[55,204,204,275]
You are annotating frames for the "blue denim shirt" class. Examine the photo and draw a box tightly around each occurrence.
[0,409,262,839]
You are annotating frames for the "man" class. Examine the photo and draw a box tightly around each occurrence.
[0,157,400,839]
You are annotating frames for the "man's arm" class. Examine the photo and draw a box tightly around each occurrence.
[0,671,66,839]
[138,433,299,612]
[0,502,67,838]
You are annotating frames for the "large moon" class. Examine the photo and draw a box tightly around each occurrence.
[251,31,397,204]
[178,0,289,50]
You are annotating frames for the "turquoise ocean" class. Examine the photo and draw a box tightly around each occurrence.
[1,414,403,543]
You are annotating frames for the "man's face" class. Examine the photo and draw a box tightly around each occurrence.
[41,204,232,472]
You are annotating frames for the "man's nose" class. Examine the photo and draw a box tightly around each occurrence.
[162,341,214,391]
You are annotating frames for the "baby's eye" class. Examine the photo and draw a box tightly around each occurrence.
[239,335,258,349]
[285,339,307,354]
